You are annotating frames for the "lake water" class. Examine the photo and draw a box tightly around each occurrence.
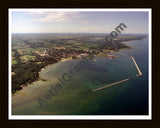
[12,38,149,115]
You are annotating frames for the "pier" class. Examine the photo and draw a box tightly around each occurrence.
[131,56,142,76]
[91,56,142,92]
[92,78,130,92]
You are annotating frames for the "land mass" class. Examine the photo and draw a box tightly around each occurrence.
[11,33,147,93]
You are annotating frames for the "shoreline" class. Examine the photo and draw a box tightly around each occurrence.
[12,57,73,96]
[12,48,127,96]
[12,51,120,96]
[12,38,146,96]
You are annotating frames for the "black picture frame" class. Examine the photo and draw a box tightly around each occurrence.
[0,0,160,128]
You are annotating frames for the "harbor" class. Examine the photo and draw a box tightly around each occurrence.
[92,56,143,92]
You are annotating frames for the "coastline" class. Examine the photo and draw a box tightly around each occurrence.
[12,57,73,96]
[12,37,149,115]
[12,51,120,96]
[12,48,128,96]
[12,37,146,96]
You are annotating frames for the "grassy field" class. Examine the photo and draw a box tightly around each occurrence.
[12,60,17,65]
[20,55,36,62]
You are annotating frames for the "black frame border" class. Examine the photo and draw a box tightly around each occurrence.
[0,0,160,128]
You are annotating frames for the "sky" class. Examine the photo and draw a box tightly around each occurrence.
[10,9,149,34]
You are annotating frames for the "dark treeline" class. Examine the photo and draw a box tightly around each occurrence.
[12,48,87,93]
[12,62,45,92]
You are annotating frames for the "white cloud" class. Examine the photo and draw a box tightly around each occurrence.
[27,11,86,23]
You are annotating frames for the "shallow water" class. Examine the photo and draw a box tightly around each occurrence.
[12,38,149,115]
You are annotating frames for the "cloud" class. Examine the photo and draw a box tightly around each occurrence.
[27,11,86,23]
[80,26,106,33]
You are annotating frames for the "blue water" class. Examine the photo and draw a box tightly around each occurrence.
[90,38,149,115]
[12,38,149,115]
